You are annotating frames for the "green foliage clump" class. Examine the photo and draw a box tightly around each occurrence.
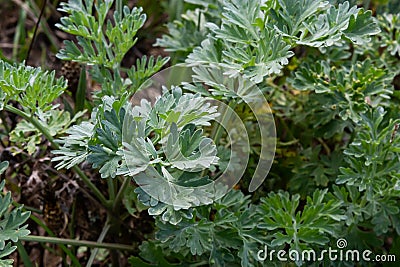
[0,162,31,267]
[1,0,400,266]
[56,0,169,100]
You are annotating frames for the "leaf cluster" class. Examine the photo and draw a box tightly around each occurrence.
[0,61,66,113]
[290,58,394,124]
[335,107,400,235]
[146,1,400,266]
[134,190,263,266]
[134,188,347,266]
[56,0,169,100]
[3,0,399,266]
[53,88,221,220]
[155,0,223,61]
[56,0,145,69]
[0,60,81,154]
[184,0,379,84]
[0,162,31,267]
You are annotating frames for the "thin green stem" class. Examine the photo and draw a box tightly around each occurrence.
[16,241,34,267]
[19,235,134,252]
[26,0,47,63]
[13,8,26,61]
[20,0,60,50]
[101,34,116,67]
[4,104,109,208]
[108,177,116,201]
[204,100,237,178]
[113,176,131,212]
[197,9,202,32]
[72,166,110,208]
[317,137,331,155]
[189,261,209,267]
[0,111,11,134]
[86,216,112,267]
[28,213,82,267]
[211,100,237,144]
[12,201,42,214]
[4,105,55,143]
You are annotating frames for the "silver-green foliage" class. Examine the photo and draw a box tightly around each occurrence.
[0,60,80,155]
[378,13,400,57]
[132,188,346,266]
[290,59,394,123]
[23,0,399,266]
[0,162,31,267]
[155,0,223,57]
[180,0,380,84]
[336,107,400,235]
[136,1,400,266]
[0,61,66,113]
[56,0,145,68]
[56,0,169,99]
[52,88,220,221]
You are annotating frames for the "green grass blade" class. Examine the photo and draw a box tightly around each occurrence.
[75,65,87,113]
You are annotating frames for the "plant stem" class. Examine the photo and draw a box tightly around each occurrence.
[16,241,34,267]
[4,104,109,208]
[112,176,131,212]
[86,217,112,267]
[12,201,42,214]
[13,8,26,61]
[317,137,331,155]
[28,213,82,267]
[0,111,11,134]
[26,0,47,63]
[72,166,110,208]
[12,0,60,51]
[211,100,237,144]
[19,235,134,252]
[108,176,116,201]
[189,261,209,267]
[4,105,55,143]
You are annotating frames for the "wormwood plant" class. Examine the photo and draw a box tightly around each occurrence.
[1,0,400,266]
[137,0,400,266]
[0,161,30,266]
